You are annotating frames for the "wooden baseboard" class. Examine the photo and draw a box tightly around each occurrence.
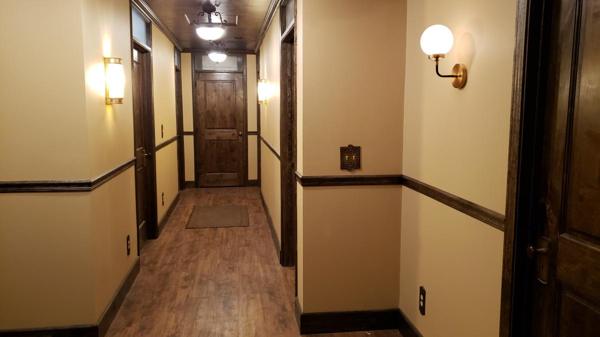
[97,259,140,336]
[184,181,196,189]
[246,179,259,186]
[0,260,141,337]
[157,192,181,234]
[298,308,422,336]
[259,190,281,257]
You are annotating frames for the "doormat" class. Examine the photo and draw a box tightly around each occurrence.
[186,205,249,229]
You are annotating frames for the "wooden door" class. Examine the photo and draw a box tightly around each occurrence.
[529,0,600,335]
[194,72,246,187]
[132,45,158,245]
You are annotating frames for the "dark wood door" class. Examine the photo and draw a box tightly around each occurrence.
[530,0,600,335]
[132,45,158,246]
[194,72,246,187]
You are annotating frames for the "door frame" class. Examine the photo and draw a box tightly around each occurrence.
[279,22,297,268]
[501,0,554,336]
[131,39,159,244]
[191,53,248,187]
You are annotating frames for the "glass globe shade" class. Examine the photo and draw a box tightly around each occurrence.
[196,26,225,41]
[208,51,227,63]
[420,24,454,56]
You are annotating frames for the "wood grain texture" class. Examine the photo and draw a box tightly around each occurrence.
[105,187,401,337]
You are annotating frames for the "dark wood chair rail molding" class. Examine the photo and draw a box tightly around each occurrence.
[401,175,505,231]
[247,131,259,135]
[0,159,136,193]
[183,131,195,136]
[295,173,505,231]
[132,0,183,51]
[155,135,179,151]
[295,172,404,187]
[259,136,281,160]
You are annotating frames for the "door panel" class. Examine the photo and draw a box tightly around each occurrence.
[132,46,158,245]
[531,0,600,335]
[194,72,245,187]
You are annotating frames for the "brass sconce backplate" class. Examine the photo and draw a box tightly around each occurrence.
[452,64,468,89]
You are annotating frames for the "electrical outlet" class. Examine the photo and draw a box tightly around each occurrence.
[126,235,131,256]
[161,192,165,206]
[419,286,426,315]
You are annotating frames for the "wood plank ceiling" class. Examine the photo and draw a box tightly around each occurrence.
[144,0,273,52]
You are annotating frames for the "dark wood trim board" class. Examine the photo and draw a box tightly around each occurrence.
[155,135,178,151]
[295,173,505,231]
[255,0,282,53]
[0,259,140,337]
[298,308,422,336]
[259,190,281,256]
[0,159,136,193]
[259,136,280,160]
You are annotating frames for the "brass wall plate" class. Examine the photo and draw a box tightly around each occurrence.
[340,145,361,171]
[452,63,468,89]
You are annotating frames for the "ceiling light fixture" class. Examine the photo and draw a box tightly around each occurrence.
[208,51,227,63]
[185,0,238,41]
[196,26,225,41]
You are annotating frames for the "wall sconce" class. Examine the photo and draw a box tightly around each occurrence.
[420,25,467,89]
[104,57,125,104]
[257,79,272,103]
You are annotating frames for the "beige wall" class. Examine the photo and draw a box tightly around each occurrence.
[259,9,282,246]
[0,0,89,181]
[400,0,516,335]
[400,189,503,337]
[181,53,195,182]
[152,25,179,220]
[156,143,179,222]
[152,25,177,144]
[247,54,259,181]
[299,0,405,176]
[295,0,405,313]
[0,0,137,330]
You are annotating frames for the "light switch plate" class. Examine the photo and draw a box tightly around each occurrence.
[340,145,361,171]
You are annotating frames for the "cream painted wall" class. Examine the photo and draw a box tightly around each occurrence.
[156,143,179,222]
[184,136,195,182]
[248,135,258,181]
[301,186,402,312]
[400,0,516,335]
[82,0,135,177]
[181,53,195,182]
[261,143,281,244]
[294,0,406,313]
[299,0,405,176]
[152,25,177,144]
[259,10,282,153]
[0,0,138,330]
[247,54,258,132]
[0,0,89,181]
[259,9,282,245]
[400,189,503,337]
[0,193,95,328]
[403,0,516,213]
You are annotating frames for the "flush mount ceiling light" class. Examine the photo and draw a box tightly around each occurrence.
[420,24,467,89]
[185,0,238,41]
[208,51,227,63]
[196,26,225,41]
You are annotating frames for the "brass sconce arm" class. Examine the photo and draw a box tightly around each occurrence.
[430,55,468,89]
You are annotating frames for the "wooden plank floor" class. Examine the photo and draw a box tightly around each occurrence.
[106,187,401,337]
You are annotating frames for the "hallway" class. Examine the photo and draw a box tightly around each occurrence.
[105,187,400,337]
